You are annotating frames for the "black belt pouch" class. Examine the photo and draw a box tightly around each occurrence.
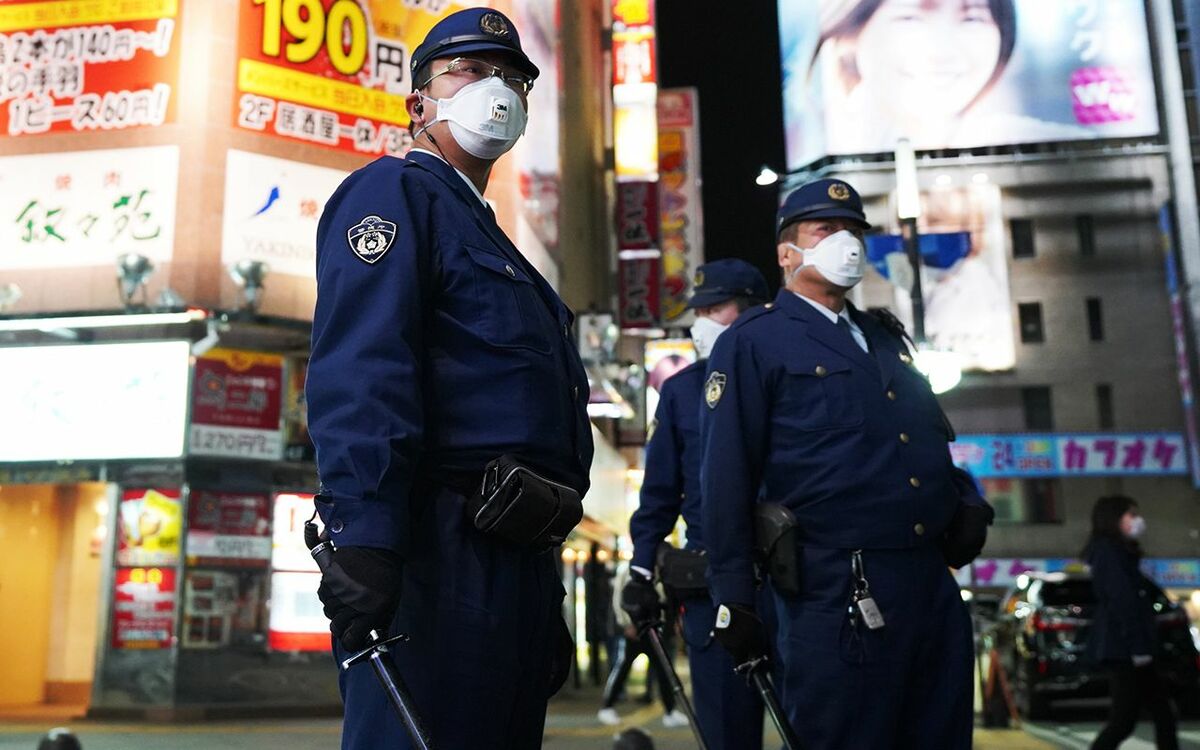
[754,503,802,596]
[466,455,583,550]
[656,543,710,600]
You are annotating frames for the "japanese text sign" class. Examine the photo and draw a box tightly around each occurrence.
[950,433,1188,479]
[618,255,660,330]
[657,88,703,323]
[0,146,178,270]
[0,0,182,137]
[190,348,285,460]
[186,491,272,567]
[234,0,486,156]
[112,566,177,649]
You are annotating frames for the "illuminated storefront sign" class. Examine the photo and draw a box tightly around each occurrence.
[951,433,1188,479]
[779,0,1160,169]
[0,146,179,270]
[657,88,704,324]
[233,0,480,156]
[0,341,191,462]
[221,149,347,279]
[0,0,183,137]
[190,348,285,461]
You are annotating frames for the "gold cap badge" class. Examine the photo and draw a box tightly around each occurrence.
[828,183,851,201]
[480,12,510,38]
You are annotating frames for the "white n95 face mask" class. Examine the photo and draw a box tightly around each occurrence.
[785,229,865,289]
[417,77,528,160]
[1125,515,1147,539]
[690,316,729,359]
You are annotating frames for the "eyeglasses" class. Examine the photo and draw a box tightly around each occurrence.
[421,57,535,94]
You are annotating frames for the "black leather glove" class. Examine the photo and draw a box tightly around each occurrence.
[620,569,661,631]
[940,503,994,568]
[316,546,405,652]
[713,603,768,667]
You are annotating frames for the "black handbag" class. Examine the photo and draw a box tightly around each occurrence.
[656,543,709,599]
[466,455,583,550]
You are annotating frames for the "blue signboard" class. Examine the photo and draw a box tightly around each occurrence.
[951,433,1188,479]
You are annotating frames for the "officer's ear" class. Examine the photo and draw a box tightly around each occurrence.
[405,91,425,127]
[776,240,794,269]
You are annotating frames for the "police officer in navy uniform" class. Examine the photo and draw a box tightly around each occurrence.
[699,179,993,748]
[306,9,592,749]
[620,259,771,747]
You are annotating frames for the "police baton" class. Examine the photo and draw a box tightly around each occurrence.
[306,527,435,750]
[736,657,802,750]
[641,623,711,750]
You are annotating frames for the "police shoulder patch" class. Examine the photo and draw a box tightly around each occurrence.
[705,371,727,409]
[347,215,397,264]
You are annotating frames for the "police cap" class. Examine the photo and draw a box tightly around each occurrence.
[777,178,870,238]
[687,258,770,310]
[410,8,539,88]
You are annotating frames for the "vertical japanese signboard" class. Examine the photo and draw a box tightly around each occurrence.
[1161,205,1200,487]
[190,349,284,460]
[617,180,661,330]
[234,0,484,156]
[0,146,178,270]
[112,566,177,649]
[657,88,703,324]
[0,0,182,137]
[611,0,657,179]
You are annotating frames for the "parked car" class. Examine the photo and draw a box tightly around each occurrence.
[987,570,1200,720]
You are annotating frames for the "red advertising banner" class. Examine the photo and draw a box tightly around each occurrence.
[233,0,479,156]
[186,491,272,567]
[612,0,656,88]
[112,566,177,649]
[616,180,659,251]
[619,255,660,330]
[0,0,182,137]
[190,348,284,460]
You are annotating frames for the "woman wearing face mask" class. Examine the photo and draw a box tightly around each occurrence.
[1085,496,1180,750]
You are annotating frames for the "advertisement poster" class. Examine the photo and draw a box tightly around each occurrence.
[618,255,661,331]
[186,491,272,567]
[951,433,1189,479]
[511,0,562,290]
[190,348,285,460]
[269,493,326,651]
[233,0,489,155]
[0,0,182,137]
[779,0,1160,169]
[0,145,179,270]
[111,566,177,649]
[657,88,704,325]
[0,341,190,462]
[643,338,694,426]
[869,184,1014,372]
[221,149,347,278]
[182,568,266,649]
[116,488,182,567]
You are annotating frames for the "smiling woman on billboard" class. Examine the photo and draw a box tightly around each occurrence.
[779,0,1162,168]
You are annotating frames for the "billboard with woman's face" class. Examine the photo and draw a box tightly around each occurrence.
[779,0,1160,169]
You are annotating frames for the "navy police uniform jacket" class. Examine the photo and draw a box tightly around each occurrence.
[307,151,594,555]
[630,360,706,571]
[699,290,984,606]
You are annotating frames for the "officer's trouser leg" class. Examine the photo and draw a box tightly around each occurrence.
[335,486,565,750]
[773,545,973,750]
[681,597,765,750]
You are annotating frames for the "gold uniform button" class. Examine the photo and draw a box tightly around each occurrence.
[815,365,827,377]
[914,523,925,535]
[909,477,921,488]
[887,390,897,400]
[899,433,910,443]
[899,352,912,365]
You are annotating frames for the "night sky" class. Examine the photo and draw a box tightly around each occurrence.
[657,1,787,295]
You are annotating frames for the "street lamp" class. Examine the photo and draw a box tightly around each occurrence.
[229,259,269,313]
[116,253,154,308]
